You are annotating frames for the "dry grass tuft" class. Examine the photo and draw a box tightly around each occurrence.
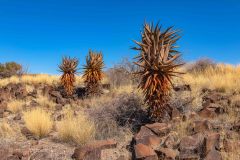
[23,108,53,138]
[0,74,84,87]
[183,64,240,93]
[7,100,25,113]
[57,109,95,145]
[35,95,56,109]
[0,122,14,138]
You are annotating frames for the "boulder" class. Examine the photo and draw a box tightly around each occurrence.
[156,147,179,160]
[134,143,158,160]
[163,132,180,149]
[193,120,212,133]
[72,139,117,160]
[198,108,216,119]
[205,132,220,154]
[179,153,200,160]
[145,123,171,137]
[223,139,240,152]
[179,133,205,155]
[204,149,222,160]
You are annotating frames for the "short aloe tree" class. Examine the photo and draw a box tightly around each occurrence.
[133,22,184,121]
[83,50,104,96]
[59,57,79,96]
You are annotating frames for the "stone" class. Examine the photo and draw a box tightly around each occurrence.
[193,120,212,133]
[204,103,224,114]
[156,147,179,160]
[179,133,205,154]
[223,139,240,152]
[134,143,158,160]
[30,152,51,160]
[198,108,216,118]
[205,132,220,154]
[164,132,180,149]
[0,148,10,160]
[145,123,171,136]
[72,139,117,160]
[13,114,21,121]
[179,153,200,160]
[174,85,191,92]
[136,135,162,150]
[204,149,222,160]
[50,91,62,98]
[134,126,156,142]
[171,107,182,120]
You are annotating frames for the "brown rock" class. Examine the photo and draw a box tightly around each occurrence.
[136,135,162,150]
[204,149,222,160]
[72,139,117,160]
[205,132,220,154]
[164,132,180,149]
[171,107,182,120]
[134,126,156,142]
[30,152,51,160]
[179,153,200,160]
[156,147,179,160]
[223,139,240,152]
[193,120,212,133]
[198,108,216,118]
[145,123,171,136]
[134,143,158,160]
[179,133,205,154]
[0,148,10,160]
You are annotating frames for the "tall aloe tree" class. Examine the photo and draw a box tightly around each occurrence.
[83,50,104,96]
[133,22,184,121]
[59,57,78,96]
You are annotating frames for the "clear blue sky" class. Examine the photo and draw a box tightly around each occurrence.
[0,0,239,74]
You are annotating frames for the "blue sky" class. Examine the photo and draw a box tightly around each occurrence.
[0,0,239,74]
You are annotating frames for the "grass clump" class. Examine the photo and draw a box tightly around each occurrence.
[35,95,56,109]
[0,122,14,138]
[57,109,95,145]
[23,108,53,138]
[7,100,25,113]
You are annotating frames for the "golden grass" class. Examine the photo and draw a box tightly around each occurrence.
[0,121,14,138]
[57,108,95,145]
[183,64,240,93]
[173,119,191,139]
[35,95,56,109]
[23,108,53,138]
[0,74,84,87]
[7,100,25,113]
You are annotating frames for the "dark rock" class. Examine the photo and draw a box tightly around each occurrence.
[30,152,51,160]
[174,85,191,92]
[198,108,216,119]
[156,147,179,160]
[13,114,21,121]
[179,133,205,155]
[145,123,171,137]
[0,148,10,160]
[72,139,117,160]
[205,132,220,154]
[223,139,240,152]
[204,149,222,160]
[193,120,212,133]
[179,153,200,160]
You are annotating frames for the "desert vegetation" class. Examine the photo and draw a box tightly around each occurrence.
[0,22,239,160]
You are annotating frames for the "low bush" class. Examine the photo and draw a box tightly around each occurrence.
[0,62,23,78]
[186,58,216,73]
[23,108,53,138]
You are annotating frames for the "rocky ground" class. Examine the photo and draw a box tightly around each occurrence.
[0,83,239,160]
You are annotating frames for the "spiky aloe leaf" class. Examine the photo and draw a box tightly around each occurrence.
[133,22,184,121]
